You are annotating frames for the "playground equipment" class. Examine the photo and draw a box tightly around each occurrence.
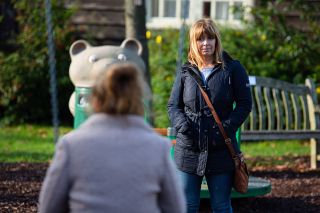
[44,0,59,142]
[67,39,150,128]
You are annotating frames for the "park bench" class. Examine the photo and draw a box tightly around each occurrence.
[154,76,320,198]
[242,76,320,169]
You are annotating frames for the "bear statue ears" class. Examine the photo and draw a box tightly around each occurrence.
[69,38,143,57]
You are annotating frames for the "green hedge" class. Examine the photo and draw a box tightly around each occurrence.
[148,30,188,127]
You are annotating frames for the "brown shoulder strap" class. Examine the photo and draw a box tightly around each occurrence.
[198,86,237,158]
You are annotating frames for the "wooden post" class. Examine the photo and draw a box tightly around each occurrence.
[306,78,320,169]
[125,0,153,124]
[124,0,150,88]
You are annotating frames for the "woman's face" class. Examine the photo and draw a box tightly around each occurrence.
[196,33,216,57]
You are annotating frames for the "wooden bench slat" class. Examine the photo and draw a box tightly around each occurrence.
[272,89,283,130]
[300,95,309,130]
[242,130,320,141]
[264,87,274,130]
[291,94,301,130]
[281,91,291,130]
[255,86,265,130]
[254,76,309,95]
[250,87,257,130]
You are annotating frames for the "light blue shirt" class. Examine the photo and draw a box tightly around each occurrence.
[201,67,213,80]
[200,67,214,84]
[200,64,222,84]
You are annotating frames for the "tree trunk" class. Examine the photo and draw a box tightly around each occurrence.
[125,0,150,86]
[125,0,153,124]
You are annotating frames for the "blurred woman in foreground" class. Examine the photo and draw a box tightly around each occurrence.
[39,63,185,213]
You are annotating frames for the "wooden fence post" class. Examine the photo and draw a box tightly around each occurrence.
[306,78,320,169]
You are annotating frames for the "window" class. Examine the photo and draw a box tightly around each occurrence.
[181,0,190,19]
[148,0,251,28]
[233,1,243,20]
[216,1,229,20]
[151,0,159,17]
[148,0,190,19]
[203,2,211,18]
[214,0,246,21]
[164,0,176,17]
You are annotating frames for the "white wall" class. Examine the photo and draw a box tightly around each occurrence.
[146,0,255,29]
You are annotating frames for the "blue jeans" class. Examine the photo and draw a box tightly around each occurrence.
[178,170,233,213]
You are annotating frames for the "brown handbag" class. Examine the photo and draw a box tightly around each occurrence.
[198,85,249,194]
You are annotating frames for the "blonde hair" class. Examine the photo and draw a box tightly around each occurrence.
[91,63,144,115]
[188,18,224,68]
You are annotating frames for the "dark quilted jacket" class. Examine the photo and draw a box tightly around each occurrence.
[167,53,252,176]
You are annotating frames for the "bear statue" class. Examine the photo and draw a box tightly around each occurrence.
[68,38,150,128]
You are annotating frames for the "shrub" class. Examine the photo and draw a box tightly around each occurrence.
[0,0,75,125]
[148,29,188,127]
[222,0,320,83]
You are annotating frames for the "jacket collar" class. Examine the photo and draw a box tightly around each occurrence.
[79,113,152,132]
[183,63,221,88]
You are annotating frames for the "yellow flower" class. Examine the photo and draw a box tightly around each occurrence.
[260,34,267,41]
[235,31,242,36]
[165,76,172,81]
[146,31,151,39]
[316,87,320,94]
[156,35,162,44]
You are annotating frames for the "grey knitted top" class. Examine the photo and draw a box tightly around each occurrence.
[38,113,185,213]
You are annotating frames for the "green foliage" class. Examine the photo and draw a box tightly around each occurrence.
[148,29,188,127]
[0,0,75,125]
[148,0,320,127]
[222,0,320,83]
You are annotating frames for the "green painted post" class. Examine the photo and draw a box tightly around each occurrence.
[167,127,176,158]
[73,87,150,128]
[143,99,151,124]
[74,87,92,128]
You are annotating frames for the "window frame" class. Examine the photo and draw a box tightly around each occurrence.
[213,0,245,23]
[147,0,191,28]
[146,0,253,29]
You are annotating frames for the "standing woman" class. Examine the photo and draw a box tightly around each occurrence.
[39,63,185,213]
[168,18,252,213]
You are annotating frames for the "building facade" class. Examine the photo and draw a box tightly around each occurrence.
[146,0,255,28]
[65,0,125,45]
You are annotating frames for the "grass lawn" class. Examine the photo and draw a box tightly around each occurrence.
[241,140,310,157]
[0,125,310,163]
[241,140,310,168]
[0,125,72,162]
